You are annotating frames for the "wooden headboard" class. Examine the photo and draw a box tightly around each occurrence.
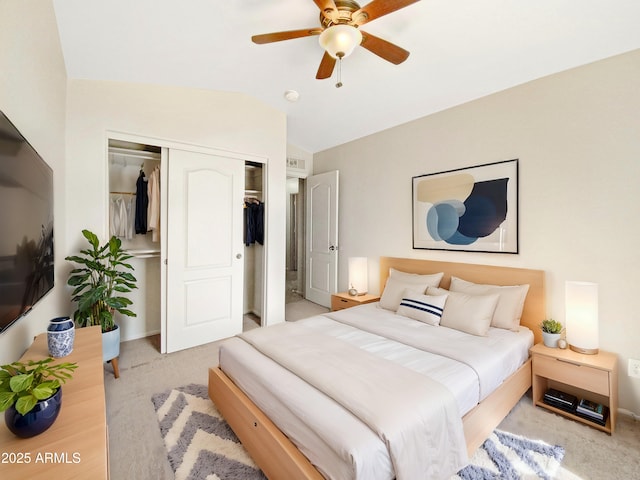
[379,257,546,344]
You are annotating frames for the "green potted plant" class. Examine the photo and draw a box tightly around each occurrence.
[0,357,77,437]
[65,229,137,363]
[540,318,563,348]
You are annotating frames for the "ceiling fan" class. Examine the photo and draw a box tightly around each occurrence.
[252,0,420,83]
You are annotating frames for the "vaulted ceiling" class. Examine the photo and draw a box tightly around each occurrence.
[53,1,640,153]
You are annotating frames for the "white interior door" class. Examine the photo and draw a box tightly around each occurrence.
[165,149,244,353]
[305,170,339,307]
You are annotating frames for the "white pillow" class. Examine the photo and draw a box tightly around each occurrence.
[396,290,448,326]
[427,286,499,336]
[449,276,530,331]
[379,268,444,311]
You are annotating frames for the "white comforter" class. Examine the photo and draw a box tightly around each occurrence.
[325,305,526,400]
[241,321,468,480]
[222,303,533,480]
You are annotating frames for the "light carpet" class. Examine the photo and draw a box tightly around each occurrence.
[152,384,565,480]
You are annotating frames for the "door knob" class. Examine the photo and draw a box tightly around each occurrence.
[329,245,337,251]
[236,253,242,259]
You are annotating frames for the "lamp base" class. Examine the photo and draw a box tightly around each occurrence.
[569,344,599,355]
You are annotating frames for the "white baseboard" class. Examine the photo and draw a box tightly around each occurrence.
[618,408,640,421]
[122,329,160,342]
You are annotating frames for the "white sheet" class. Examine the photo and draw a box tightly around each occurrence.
[326,304,533,399]
[218,302,533,480]
[240,321,468,480]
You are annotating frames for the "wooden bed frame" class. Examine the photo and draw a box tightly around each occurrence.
[208,257,545,479]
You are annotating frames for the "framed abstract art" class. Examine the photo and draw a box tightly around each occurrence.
[412,159,519,253]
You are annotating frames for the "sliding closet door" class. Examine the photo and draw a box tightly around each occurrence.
[165,149,244,353]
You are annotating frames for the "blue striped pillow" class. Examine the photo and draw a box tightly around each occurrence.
[396,291,449,326]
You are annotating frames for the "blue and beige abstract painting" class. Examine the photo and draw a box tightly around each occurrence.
[413,160,518,253]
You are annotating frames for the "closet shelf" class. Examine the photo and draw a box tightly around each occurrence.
[110,191,136,195]
[109,147,161,161]
[126,248,161,259]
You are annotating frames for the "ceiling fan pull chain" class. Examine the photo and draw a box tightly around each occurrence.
[336,54,343,88]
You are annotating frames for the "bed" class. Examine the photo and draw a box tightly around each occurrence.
[208,257,545,479]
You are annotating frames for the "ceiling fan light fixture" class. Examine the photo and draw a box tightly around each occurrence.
[319,24,362,59]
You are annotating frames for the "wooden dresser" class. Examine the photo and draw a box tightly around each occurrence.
[0,326,109,479]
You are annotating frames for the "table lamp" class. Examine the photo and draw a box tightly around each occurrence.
[565,281,599,354]
[348,257,368,296]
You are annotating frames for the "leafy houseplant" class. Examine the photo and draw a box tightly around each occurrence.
[0,358,77,415]
[540,318,563,334]
[65,229,137,333]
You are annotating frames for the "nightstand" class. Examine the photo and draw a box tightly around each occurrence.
[530,343,618,434]
[331,292,380,311]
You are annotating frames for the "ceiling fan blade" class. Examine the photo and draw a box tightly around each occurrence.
[352,0,420,26]
[314,0,340,23]
[252,28,322,44]
[360,30,409,64]
[313,0,338,13]
[316,51,337,79]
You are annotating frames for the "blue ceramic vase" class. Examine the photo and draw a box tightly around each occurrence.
[47,317,75,357]
[4,388,63,438]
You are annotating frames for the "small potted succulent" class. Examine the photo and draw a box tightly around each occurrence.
[0,357,77,437]
[540,318,563,348]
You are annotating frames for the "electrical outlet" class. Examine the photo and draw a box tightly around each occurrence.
[629,358,640,378]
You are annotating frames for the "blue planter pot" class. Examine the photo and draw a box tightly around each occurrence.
[4,388,63,438]
[47,317,75,357]
[47,317,74,331]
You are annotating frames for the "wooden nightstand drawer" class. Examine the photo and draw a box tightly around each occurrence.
[331,293,380,311]
[533,354,610,397]
[331,296,357,310]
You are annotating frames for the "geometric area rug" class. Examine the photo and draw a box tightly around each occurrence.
[452,430,565,480]
[151,384,266,480]
[152,384,565,480]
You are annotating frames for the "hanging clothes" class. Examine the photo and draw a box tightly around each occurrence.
[110,195,119,237]
[124,195,134,240]
[147,166,160,242]
[255,201,264,245]
[135,169,148,234]
[110,194,135,240]
[244,199,264,246]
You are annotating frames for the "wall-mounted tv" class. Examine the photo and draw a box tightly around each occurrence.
[0,110,54,333]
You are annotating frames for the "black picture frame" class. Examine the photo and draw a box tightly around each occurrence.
[412,159,519,253]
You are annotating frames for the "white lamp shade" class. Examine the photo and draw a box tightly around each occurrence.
[565,281,599,354]
[319,25,362,59]
[348,257,368,295]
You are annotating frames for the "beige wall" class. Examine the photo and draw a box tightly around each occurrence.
[0,1,288,360]
[0,0,68,363]
[64,79,288,340]
[314,49,640,415]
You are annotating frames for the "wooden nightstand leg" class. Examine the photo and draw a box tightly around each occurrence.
[109,357,120,379]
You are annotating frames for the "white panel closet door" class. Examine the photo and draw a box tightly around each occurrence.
[165,149,244,353]
[305,170,339,307]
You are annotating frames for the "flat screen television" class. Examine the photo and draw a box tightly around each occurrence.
[0,110,54,333]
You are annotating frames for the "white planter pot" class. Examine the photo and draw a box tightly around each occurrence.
[102,324,120,362]
[542,331,561,348]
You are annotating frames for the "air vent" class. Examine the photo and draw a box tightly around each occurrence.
[287,157,306,170]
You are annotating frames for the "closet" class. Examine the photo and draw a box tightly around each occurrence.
[108,138,265,351]
[108,140,162,341]
[244,162,264,325]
